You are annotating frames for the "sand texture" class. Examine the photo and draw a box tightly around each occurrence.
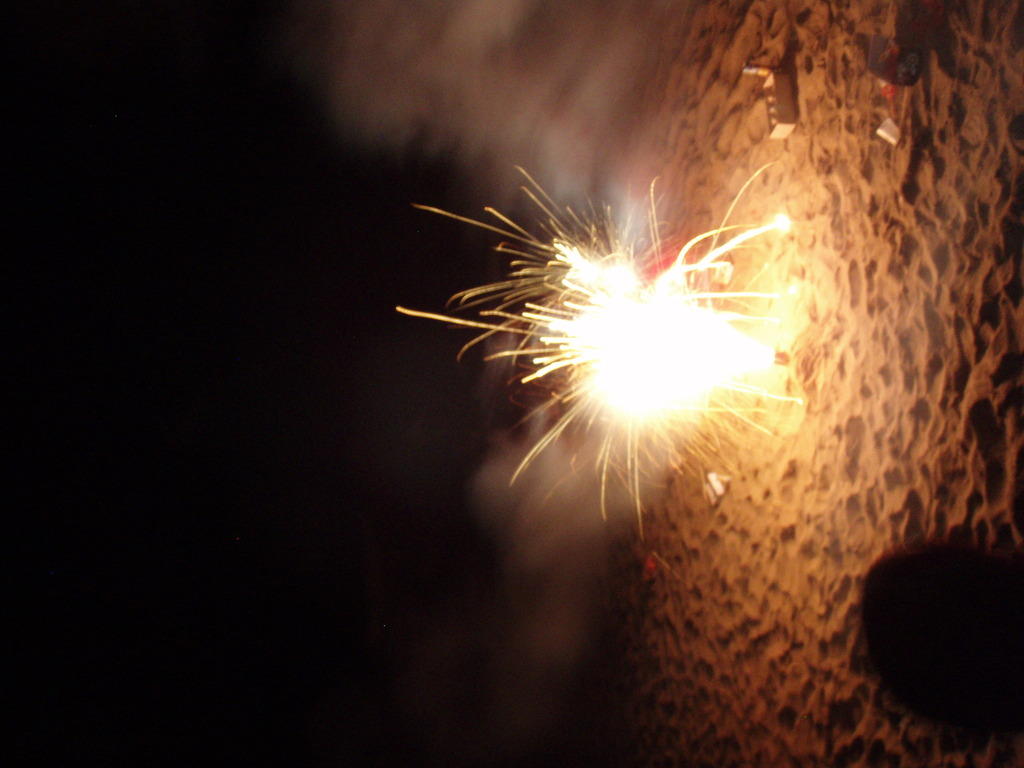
[610,0,1024,765]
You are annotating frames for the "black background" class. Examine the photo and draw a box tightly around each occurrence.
[19,4,624,765]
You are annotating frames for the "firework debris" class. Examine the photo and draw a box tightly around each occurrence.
[867,35,922,87]
[866,0,950,145]
[742,64,798,140]
[702,471,731,507]
[876,117,900,146]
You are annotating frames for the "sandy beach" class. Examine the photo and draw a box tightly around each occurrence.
[607,1,1024,764]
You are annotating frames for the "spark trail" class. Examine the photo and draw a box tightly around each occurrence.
[397,168,799,534]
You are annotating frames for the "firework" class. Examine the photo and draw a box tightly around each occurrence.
[397,168,799,533]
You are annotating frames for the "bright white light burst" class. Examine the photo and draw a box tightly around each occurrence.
[397,170,798,532]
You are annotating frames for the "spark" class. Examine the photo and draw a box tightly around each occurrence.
[397,168,800,535]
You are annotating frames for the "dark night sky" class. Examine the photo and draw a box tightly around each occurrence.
[19,4,625,766]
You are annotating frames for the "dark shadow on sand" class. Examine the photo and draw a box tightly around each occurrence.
[862,545,1024,731]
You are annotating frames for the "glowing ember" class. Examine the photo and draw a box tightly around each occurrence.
[397,169,798,531]
[524,237,784,419]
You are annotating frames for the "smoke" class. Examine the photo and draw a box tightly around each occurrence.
[285,0,679,203]
[280,3,690,757]
[437,425,636,761]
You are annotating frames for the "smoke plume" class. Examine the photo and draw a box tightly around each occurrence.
[286,0,678,203]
